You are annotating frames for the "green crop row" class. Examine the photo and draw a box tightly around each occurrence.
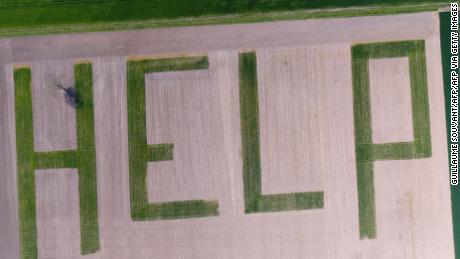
[351,40,431,239]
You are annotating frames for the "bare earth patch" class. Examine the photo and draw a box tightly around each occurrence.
[145,60,225,203]
[31,60,76,152]
[35,169,80,259]
[257,45,341,194]
[369,57,414,144]
[0,64,20,259]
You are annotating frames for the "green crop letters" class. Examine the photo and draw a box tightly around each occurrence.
[351,40,431,239]
[239,51,324,214]
[126,56,219,220]
[14,63,99,258]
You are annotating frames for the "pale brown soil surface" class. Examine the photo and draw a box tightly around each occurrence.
[35,169,80,259]
[369,57,414,144]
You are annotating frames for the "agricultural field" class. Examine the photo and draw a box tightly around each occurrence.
[0,0,449,37]
[0,9,455,259]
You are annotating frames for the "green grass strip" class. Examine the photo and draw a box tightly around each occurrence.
[15,63,99,258]
[0,3,447,37]
[440,11,460,258]
[74,63,99,254]
[239,51,324,214]
[351,40,431,239]
[15,68,38,259]
[127,56,219,220]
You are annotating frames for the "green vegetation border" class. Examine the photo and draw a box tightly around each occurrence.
[14,63,99,258]
[239,51,324,213]
[126,56,219,220]
[440,11,460,258]
[0,2,447,37]
[351,40,431,239]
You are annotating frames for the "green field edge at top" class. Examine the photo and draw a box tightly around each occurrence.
[0,2,449,38]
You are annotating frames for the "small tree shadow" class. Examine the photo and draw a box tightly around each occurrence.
[56,84,83,109]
